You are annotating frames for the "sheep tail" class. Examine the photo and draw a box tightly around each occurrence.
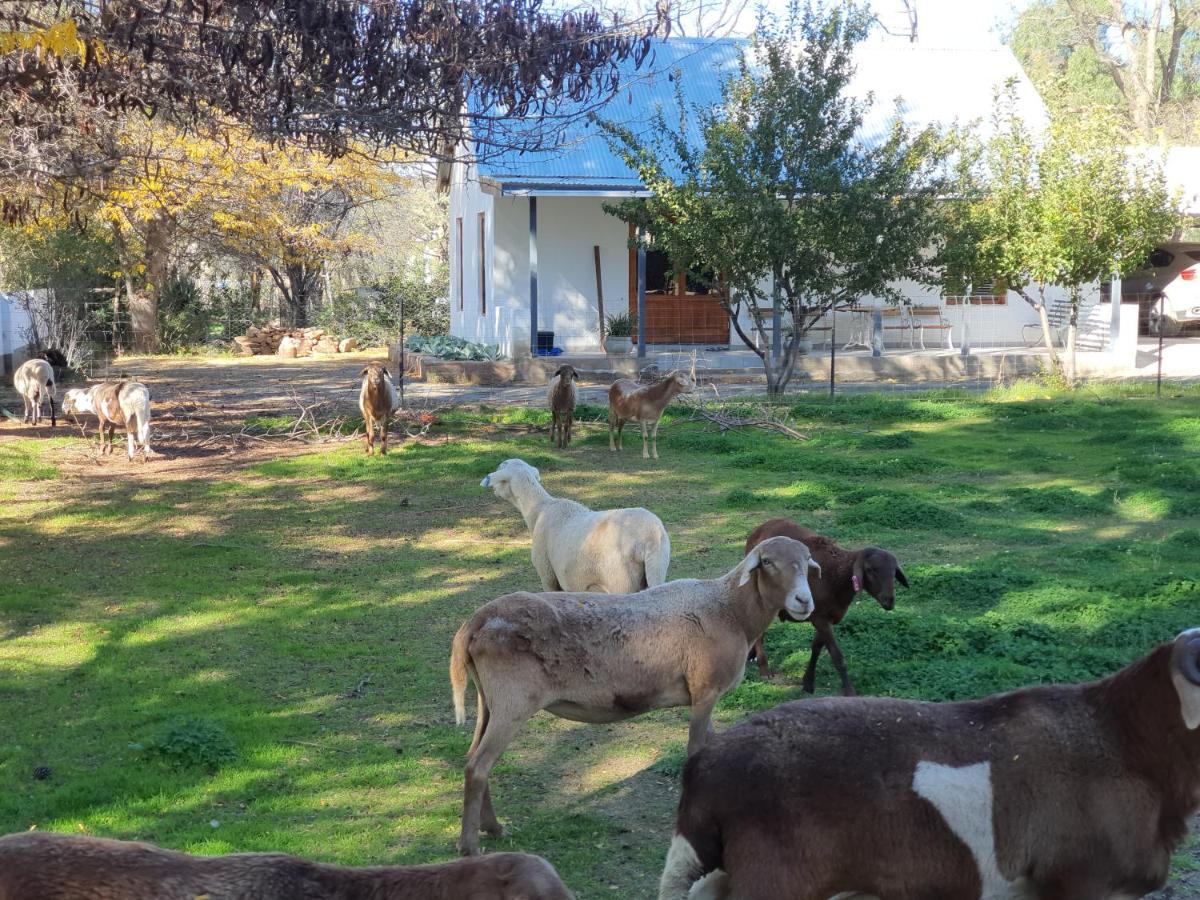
[450,622,472,726]
[643,526,671,588]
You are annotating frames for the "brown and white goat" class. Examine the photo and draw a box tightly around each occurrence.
[359,361,398,455]
[746,517,907,691]
[0,831,573,900]
[62,382,152,459]
[608,370,693,459]
[660,628,1200,900]
[547,364,579,449]
[450,536,820,855]
[13,358,56,427]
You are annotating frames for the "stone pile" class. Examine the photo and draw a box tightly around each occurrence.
[233,325,360,358]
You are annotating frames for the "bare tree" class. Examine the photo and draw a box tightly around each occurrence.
[1064,0,1200,139]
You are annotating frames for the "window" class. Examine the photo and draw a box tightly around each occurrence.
[477,212,486,315]
[644,249,674,293]
[638,243,716,297]
[944,278,1007,305]
[455,216,464,311]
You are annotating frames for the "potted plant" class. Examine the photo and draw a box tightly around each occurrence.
[604,312,635,355]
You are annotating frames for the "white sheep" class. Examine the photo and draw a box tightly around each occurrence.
[13,358,56,426]
[480,458,670,593]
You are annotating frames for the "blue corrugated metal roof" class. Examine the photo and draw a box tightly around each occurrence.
[475,38,745,192]
[475,37,1047,193]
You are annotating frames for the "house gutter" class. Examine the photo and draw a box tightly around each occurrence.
[495,182,653,198]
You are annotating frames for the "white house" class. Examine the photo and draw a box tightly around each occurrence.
[0,291,33,375]
[448,37,1061,358]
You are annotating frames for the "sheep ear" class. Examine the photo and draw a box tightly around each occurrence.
[737,547,761,587]
[1180,633,1200,687]
[852,554,865,591]
[360,367,370,377]
[571,369,579,381]
[809,558,822,578]
[480,474,492,488]
[896,567,909,588]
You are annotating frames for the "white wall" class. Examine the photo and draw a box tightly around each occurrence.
[450,188,630,354]
[0,292,33,375]
[447,160,498,349]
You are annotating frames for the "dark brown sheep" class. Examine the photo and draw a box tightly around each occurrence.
[746,517,906,692]
[659,628,1200,900]
[547,364,579,449]
[0,831,573,900]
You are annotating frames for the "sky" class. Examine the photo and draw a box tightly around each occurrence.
[673,0,1035,47]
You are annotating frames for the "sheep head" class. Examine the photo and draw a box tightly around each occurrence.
[360,362,391,387]
[737,536,820,621]
[852,547,908,611]
[480,458,541,501]
[665,370,695,394]
[553,365,579,382]
[62,388,93,416]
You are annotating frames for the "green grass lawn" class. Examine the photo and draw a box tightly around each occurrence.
[2,380,1199,896]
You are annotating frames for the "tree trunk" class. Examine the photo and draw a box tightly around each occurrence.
[1066,290,1079,385]
[132,214,173,354]
[269,262,321,328]
[1017,286,1064,378]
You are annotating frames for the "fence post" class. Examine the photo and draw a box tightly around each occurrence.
[871,308,883,357]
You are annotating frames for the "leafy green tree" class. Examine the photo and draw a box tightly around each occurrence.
[941,85,1177,383]
[601,0,950,394]
[1009,0,1200,140]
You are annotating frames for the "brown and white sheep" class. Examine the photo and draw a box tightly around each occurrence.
[359,361,398,455]
[449,536,820,855]
[481,458,671,593]
[13,358,56,427]
[0,831,574,900]
[62,382,152,459]
[608,370,693,459]
[547,364,579,449]
[745,517,907,691]
[659,628,1200,900]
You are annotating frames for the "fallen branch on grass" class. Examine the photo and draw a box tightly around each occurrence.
[678,396,809,441]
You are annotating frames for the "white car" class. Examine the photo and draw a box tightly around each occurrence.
[1121,244,1200,334]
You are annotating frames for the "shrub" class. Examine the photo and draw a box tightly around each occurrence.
[317,270,449,346]
[407,334,504,361]
[140,717,236,771]
[157,277,211,352]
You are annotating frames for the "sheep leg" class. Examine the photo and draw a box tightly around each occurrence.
[465,691,502,836]
[364,414,374,455]
[126,427,136,460]
[608,413,619,451]
[685,692,719,757]
[532,552,561,592]
[640,420,650,459]
[380,416,389,455]
[801,630,826,694]
[822,626,856,696]
[753,635,771,678]
[651,419,661,459]
[459,713,526,855]
[564,414,572,448]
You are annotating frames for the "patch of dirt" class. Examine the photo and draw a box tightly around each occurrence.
[0,354,393,482]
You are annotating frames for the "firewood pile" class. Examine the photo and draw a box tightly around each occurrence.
[232,325,361,358]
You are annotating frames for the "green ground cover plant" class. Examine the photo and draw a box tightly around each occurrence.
[1,380,1198,896]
